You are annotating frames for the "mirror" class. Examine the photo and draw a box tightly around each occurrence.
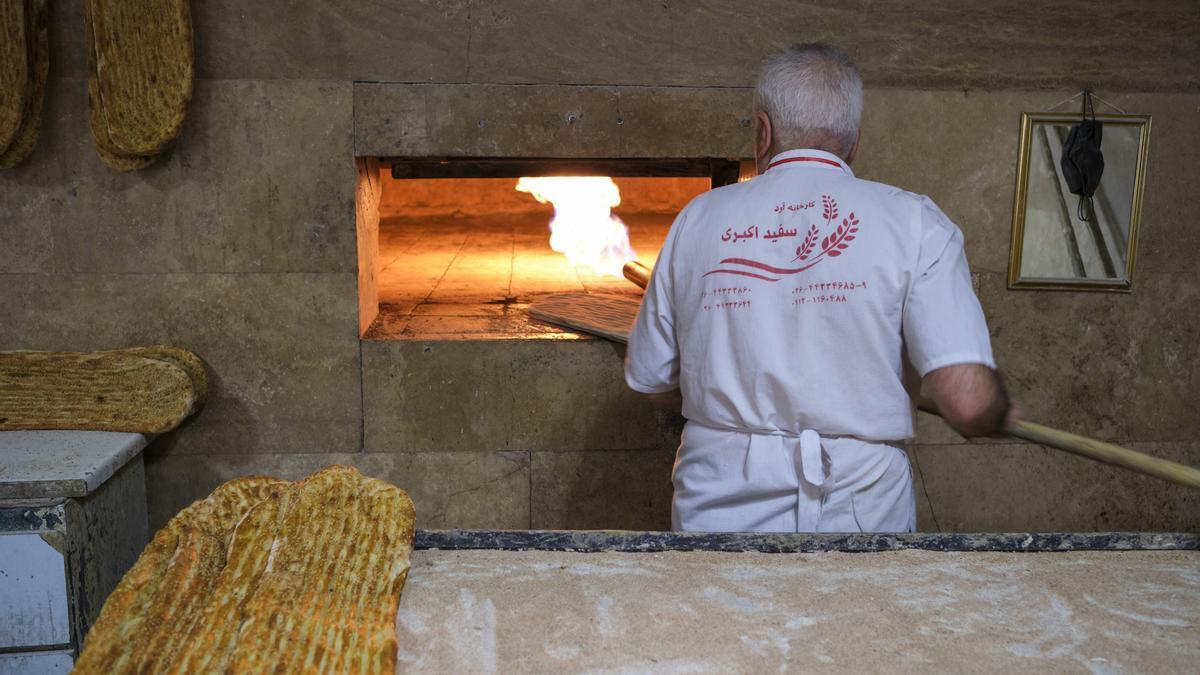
[1008,112,1151,291]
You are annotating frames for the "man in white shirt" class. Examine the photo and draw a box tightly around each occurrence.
[625,43,1014,533]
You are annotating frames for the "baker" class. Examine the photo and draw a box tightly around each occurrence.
[625,43,1017,533]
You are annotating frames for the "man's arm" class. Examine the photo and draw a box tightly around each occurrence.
[615,343,684,412]
[902,199,1017,436]
[625,211,688,405]
[641,388,683,413]
[923,363,1017,437]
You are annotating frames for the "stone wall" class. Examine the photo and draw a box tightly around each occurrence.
[2,1,1196,532]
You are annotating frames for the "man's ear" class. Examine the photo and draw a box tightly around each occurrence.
[845,130,861,164]
[754,110,773,168]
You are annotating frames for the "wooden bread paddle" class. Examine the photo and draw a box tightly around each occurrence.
[528,261,1200,490]
[918,398,1200,490]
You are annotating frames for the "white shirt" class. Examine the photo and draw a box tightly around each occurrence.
[626,148,995,442]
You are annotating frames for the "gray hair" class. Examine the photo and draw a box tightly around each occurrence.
[753,43,863,158]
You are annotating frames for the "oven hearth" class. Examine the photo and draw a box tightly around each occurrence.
[359,159,744,340]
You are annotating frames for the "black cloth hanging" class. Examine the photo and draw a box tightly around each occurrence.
[1060,91,1104,221]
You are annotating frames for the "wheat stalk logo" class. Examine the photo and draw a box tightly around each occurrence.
[705,195,863,282]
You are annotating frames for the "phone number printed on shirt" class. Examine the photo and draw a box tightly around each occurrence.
[702,287,751,297]
[791,282,867,308]
[704,299,752,312]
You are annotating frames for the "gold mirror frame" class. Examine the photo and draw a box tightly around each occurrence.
[1008,112,1151,292]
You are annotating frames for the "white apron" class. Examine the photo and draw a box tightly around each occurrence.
[672,422,916,533]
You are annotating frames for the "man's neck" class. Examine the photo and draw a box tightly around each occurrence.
[760,145,849,173]
[772,143,847,161]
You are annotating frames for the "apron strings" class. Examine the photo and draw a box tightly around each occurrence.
[739,426,831,531]
[795,429,828,531]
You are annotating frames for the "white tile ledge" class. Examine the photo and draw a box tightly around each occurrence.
[0,431,150,500]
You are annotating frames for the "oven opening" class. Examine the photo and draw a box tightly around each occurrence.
[357,158,747,340]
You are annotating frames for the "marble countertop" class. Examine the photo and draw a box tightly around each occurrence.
[396,548,1200,673]
[0,431,149,500]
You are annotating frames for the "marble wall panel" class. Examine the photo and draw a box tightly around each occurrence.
[0,79,354,276]
[530,448,675,531]
[469,1,1198,92]
[363,340,666,453]
[912,441,1200,532]
[0,272,363,456]
[192,0,470,81]
[144,450,530,531]
[980,272,1200,443]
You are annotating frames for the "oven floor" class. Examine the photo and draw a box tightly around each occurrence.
[366,213,670,340]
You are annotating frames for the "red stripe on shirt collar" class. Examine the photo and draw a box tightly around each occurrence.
[766,155,847,171]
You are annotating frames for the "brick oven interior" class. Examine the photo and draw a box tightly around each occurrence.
[366,174,705,339]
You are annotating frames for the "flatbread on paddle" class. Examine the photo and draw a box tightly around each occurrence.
[126,345,209,411]
[528,292,641,343]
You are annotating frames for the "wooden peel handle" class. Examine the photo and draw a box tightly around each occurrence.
[918,398,1200,490]
[623,261,651,289]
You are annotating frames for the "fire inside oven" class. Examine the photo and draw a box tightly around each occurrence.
[366,158,746,339]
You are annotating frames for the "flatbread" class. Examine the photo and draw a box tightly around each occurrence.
[82,0,161,170]
[127,345,209,411]
[74,467,416,673]
[88,0,193,156]
[228,466,416,673]
[528,292,641,343]
[0,0,29,153]
[74,477,291,674]
[0,0,47,168]
[0,349,202,433]
[164,490,287,674]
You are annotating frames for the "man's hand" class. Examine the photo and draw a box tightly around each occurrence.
[923,364,1011,437]
[1001,396,1025,433]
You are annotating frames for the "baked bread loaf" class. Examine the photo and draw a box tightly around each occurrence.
[83,0,193,169]
[74,467,417,674]
[82,0,156,170]
[0,0,47,168]
[127,345,210,410]
[74,477,291,674]
[0,0,30,153]
[0,348,206,433]
[88,0,193,156]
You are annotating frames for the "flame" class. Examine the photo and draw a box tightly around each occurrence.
[515,176,636,276]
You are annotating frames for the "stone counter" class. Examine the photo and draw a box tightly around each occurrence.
[396,546,1200,672]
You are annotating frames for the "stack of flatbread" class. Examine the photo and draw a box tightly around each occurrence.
[84,0,193,170]
[74,466,418,673]
[0,0,48,168]
[0,346,208,433]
